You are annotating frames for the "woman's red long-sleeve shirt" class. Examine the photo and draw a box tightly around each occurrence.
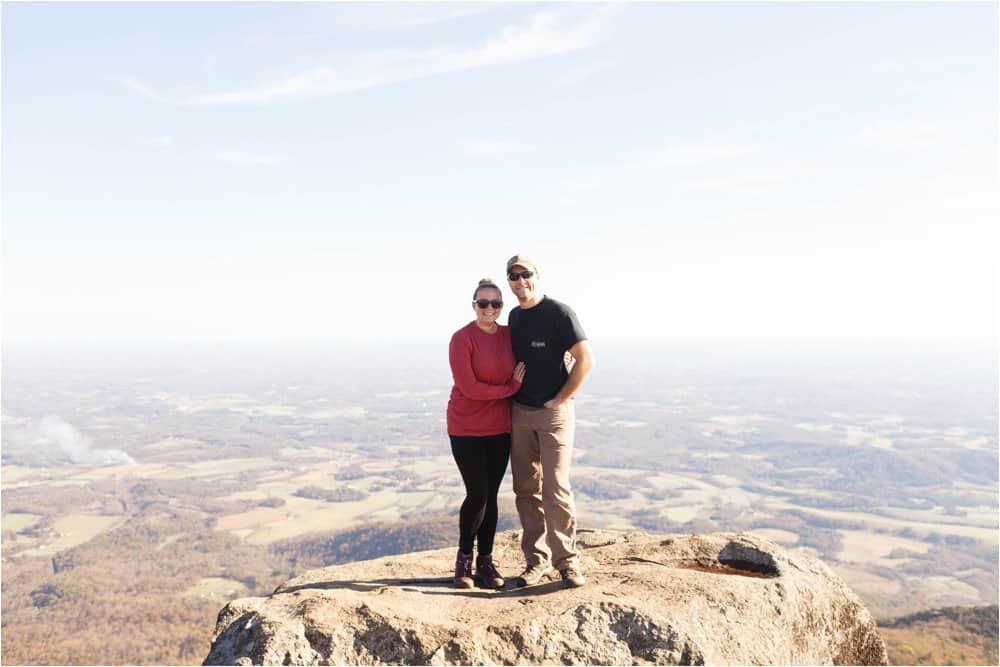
[446,322,520,436]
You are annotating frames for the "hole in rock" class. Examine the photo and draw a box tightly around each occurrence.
[717,541,780,577]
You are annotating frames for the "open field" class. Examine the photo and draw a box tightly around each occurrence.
[873,505,997,529]
[7,514,123,559]
[2,513,43,533]
[752,528,799,544]
[915,577,984,607]
[240,491,445,544]
[214,507,287,532]
[771,501,998,545]
[5,452,995,565]
[831,564,903,597]
[183,577,250,605]
[145,437,205,451]
[838,529,932,565]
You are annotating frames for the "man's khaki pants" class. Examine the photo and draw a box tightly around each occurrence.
[510,400,579,571]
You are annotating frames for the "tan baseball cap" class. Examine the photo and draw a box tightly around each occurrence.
[506,254,538,274]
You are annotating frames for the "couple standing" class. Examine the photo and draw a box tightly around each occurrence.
[446,254,594,590]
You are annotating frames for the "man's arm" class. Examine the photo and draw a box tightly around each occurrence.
[544,340,594,408]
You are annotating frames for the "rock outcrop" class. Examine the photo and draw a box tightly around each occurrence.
[204,530,888,665]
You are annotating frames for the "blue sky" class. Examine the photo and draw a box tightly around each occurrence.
[2,2,997,345]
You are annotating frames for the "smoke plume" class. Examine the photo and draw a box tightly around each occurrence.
[3,416,137,467]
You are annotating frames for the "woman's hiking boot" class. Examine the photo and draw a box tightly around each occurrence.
[475,553,505,589]
[454,549,474,589]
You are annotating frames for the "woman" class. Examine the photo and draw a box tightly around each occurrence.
[447,278,525,589]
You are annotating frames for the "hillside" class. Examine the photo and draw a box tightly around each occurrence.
[3,344,996,664]
[879,605,998,665]
[0,510,463,665]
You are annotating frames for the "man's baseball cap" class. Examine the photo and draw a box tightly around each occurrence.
[506,254,538,274]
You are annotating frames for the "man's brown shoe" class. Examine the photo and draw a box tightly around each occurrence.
[515,562,553,587]
[560,566,586,588]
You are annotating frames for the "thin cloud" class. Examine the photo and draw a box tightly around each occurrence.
[665,142,757,165]
[139,135,174,148]
[242,31,328,47]
[647,141,758,166]
[556,60,616,87]
[562,139,760,194]
[853,118,938,151]
[124,7,620,107]
[683,175,780,195]
[680,156,821,196]
[554,137,818,202]
[112,75,170,103]
[210,151,278,165]
[302,2,502,34]
[361,3,501,30]
[463,139,521,157]
[242,4,494,45]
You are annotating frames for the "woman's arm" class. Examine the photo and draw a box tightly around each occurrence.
[449,336,523,400]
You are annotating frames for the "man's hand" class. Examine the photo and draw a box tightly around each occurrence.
[543,340,594,409]
[543,396,564,409]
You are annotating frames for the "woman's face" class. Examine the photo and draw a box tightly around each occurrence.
[472,287,503,327]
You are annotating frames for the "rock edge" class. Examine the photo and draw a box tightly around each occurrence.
[204,530,889,665]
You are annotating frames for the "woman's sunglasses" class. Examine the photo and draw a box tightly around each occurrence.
[507,270,534,281]
[475,299,503,309]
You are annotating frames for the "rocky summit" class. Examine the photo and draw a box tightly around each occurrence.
[203,530,888,665]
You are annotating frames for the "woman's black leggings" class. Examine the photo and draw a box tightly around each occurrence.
[449,433,511,555]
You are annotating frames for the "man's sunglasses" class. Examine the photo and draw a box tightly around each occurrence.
[507,270,535,281]
[475,299,504,309]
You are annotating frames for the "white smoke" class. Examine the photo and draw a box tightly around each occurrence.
[4,416,136,466]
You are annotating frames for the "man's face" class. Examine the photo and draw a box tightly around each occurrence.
[507,264,538,303]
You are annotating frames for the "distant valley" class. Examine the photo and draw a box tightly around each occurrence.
[2,341,996,665]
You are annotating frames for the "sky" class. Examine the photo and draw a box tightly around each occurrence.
[2,1,998,346]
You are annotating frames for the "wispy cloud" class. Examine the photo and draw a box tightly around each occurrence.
[651,141,757,166]
[139,135,174,148]
[554,137,816,203]
[243,31,327,47]
[561,138,760,194]
[113,75,170,103]
[852,118,938,151]
[463,139,522,157]
[280,2,501,35]
[683,175,782,195]
[555,59,616,87]
[351,2,502,31]
[123,7,620,107]
[210,151,279,165]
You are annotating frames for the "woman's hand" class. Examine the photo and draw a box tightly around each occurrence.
[512,362,526,384]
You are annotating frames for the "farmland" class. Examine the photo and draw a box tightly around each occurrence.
[2,340,996,663]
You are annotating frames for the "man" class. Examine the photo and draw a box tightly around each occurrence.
[505,254,595,588]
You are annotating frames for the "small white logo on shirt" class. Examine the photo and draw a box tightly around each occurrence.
[531,340,546,348]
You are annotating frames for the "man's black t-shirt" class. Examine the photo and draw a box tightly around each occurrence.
[508,296,587,407]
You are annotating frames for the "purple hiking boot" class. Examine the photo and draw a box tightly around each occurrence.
[454,549,474,589]
[475,553,505,589]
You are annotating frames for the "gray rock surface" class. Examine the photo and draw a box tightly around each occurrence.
[203,530,888,665]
